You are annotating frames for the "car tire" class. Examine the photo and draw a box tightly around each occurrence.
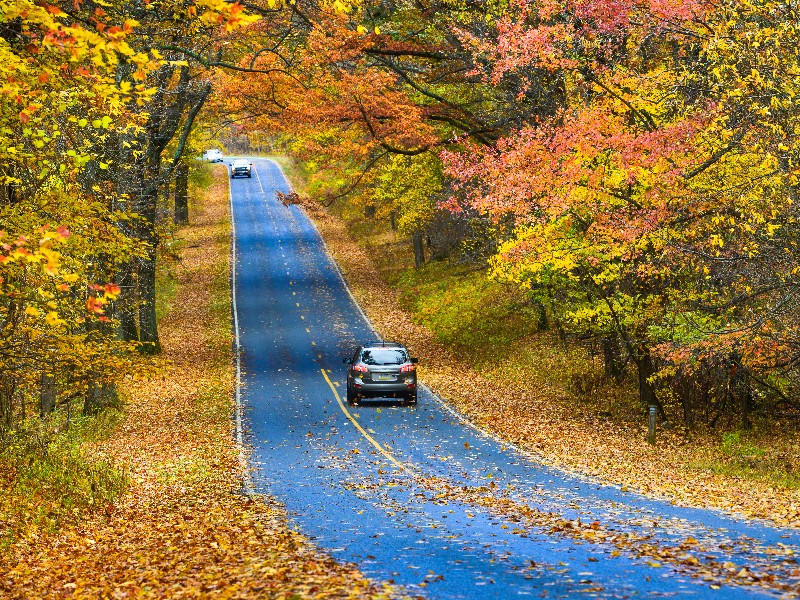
[404,393,417,406]
[247,173,252,178]
[346,384,357,406]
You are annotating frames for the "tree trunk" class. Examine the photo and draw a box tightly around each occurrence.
[735,363,752,431]
[534,300,549,331]
[602,336,623,381]
[115,264,139,341]
[40,373,56,416]
[412,231,425,269]
[83,377,99,416]
[174,160,189,225]
[134,153,161,353]
[636,351,669,424]
[138,245,160,353]
[0,375,15,430]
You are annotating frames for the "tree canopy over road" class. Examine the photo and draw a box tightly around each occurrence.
[2,0,800,455]
[1,0,799,471]
[214,0,800,428]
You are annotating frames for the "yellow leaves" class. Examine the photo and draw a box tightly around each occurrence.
[24,306,41,317]
[356,25,381,35]
[45,311,66,327]
[331,0,354,13]
[195,0,261,31]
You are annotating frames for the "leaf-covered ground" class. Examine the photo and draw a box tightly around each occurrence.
[300,199,800,532]
[1,168,390,599]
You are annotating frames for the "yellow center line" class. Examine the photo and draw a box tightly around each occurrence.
[320,369,413,475]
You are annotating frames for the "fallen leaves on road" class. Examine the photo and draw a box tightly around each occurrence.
[416,476,800,596]
[1,169,392,599]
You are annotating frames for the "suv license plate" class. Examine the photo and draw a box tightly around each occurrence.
[375,374,394,381]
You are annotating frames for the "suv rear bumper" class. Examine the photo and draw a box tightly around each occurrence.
[354,381,417,397]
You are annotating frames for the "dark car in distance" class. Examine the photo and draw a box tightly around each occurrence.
[344,342,418,406]
[230,158,252,178]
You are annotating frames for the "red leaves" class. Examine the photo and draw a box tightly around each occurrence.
[86,296,105,314]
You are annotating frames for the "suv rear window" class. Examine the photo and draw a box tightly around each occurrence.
[361,348,408,366]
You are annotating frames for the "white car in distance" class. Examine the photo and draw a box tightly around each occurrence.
[204,149,223,163]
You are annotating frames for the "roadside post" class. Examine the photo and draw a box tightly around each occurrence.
[647,405,657,445]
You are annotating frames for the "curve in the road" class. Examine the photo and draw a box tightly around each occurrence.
[230,157,800,599]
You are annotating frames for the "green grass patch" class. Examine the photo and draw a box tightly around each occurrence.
[190,161,214,190]
[0,410,128,545]
[155,264,178,322]
[392,261,545,363]
[686,430,800,490]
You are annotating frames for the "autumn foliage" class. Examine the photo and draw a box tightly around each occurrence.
[3,0,800,591]
[214,0,800,428]
[0,0,261,553]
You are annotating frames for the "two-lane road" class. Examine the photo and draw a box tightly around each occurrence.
[231,157,800,599]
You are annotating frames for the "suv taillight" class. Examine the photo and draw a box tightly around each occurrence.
[400,364,416,373]
[353,364,368,373]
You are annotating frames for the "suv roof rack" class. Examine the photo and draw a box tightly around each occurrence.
[364,341,402,347]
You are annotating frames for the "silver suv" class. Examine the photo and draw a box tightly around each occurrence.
[345,342,418,406]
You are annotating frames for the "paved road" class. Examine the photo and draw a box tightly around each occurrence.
[230,157,800,599]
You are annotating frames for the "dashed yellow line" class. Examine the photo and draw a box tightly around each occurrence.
[320,369,412,475]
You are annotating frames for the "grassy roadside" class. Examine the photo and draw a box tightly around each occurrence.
[274,154,800,530]
[1,165,391,599]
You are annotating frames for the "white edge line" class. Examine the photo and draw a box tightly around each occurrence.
[228,166,254,496]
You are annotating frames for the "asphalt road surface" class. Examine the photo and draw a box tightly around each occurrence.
[230,157,800,599]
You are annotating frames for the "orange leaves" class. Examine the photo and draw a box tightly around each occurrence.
[195,0,260,32]
[42,3,66,16]
[104,283,121,299]
[85,295,105,314]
